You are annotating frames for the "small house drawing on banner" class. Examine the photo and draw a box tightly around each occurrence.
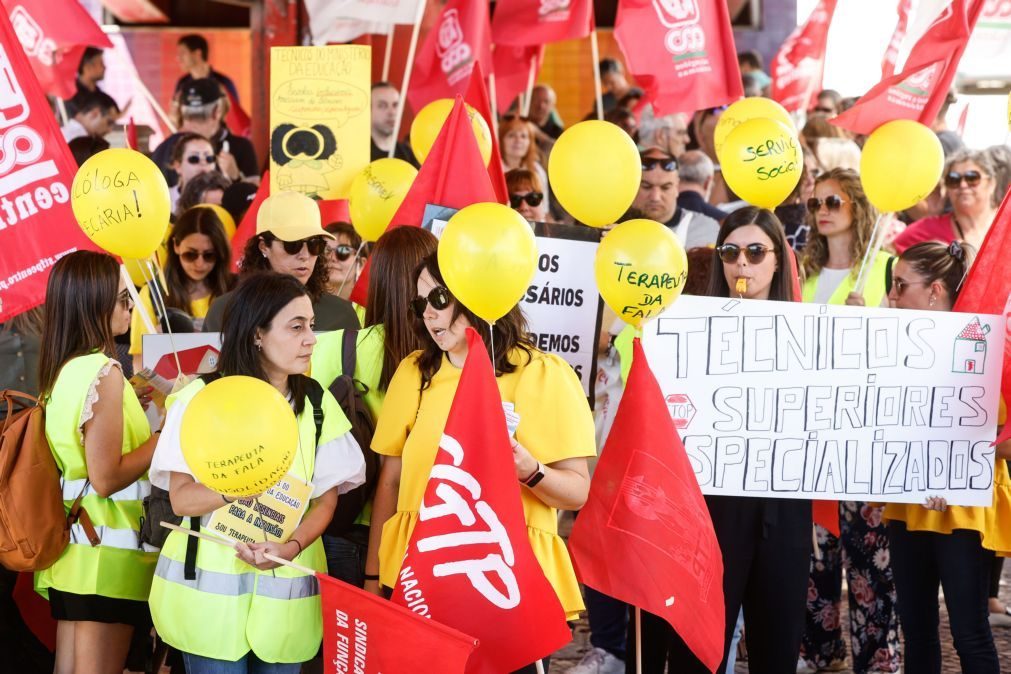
[952,317,989,374]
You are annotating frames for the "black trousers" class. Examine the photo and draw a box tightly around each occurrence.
[888,520,999,674]
[631,496,811,674]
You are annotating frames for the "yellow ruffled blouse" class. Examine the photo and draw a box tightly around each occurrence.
[373,348,596,620]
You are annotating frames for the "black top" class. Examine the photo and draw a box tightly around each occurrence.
[174,69,240,105]
[538,117,564,140]
[151,126,259,187]
[202,290,360,334]
[370,137,419,167]
[677,190,727,223]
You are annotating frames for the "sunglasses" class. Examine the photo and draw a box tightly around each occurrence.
[944,170,982,188]
[410,286,452,319]
[326,244,356,261]
[892,279,928,296]
[185,153,216,165]
[509,192,544,208]
[265,235,327,256]
[716,243,773,265]
[807,195,846,213]
[180,250,217,263]
[813,106,835,114]
[117,289,134,310]
[641,159,678,172]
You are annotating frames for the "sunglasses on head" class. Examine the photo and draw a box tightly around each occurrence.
[264,235,327,256]
[185,153,215,165]
[180,250,218,263]
[807,195,846,213]
[944,170,982,188]
[326,244,356,261]
[411,286,452,318]
[641,159,678,172]
[509,192,544,208]
[716,243,773,265]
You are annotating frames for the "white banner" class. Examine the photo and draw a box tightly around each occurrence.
[304,0,421,45]
[641,295,1004,505]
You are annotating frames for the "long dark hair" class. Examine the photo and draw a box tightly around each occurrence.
[899,240,975,304]
[240,232,329,302]
[412,253,534,390]
[706,206,796,301]
[364,227,438,391]
[39,251,120,396]
[217,272,311,415]
[162,206,234,312]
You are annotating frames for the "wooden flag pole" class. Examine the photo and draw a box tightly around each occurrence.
[534,661,545,674]
[635,606,643,674]
[521,54,537,117]
[589,30,604,121]
[133,73,178,134]
[488,72,499,138]
[390,0,428,159]
[382,23,396,82]
[160,521,316,576]
[853,212,890,295]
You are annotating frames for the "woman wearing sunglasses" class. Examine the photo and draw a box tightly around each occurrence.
[893,149,999,254]
[129,207,234,371]
[884,241,1010,673]
[500,116,550,212]
[365,252,594,672]
[36,251,160,674]
[506,168,549,223]
[203,191,360,333]
[322,221,365,309]
[168,133,219,214]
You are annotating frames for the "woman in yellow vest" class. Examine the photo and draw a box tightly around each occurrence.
[129,206,235,371]
[885,240,1009,672]
[36,251,160,674]
[367,252,595,672]
[148,272,366,674]
[311,227,437,586]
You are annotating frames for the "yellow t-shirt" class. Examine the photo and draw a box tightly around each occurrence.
[373,347,596,620]
[129,284,212,356]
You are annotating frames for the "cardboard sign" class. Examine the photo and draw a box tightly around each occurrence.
[206,473,313,545]
[269,45,370,199]
[641,295,1005,505]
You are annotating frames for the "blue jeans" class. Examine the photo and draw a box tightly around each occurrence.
[182,652,300,674]
[585,585,627,660]
[322,532,367,587]
[726,609,744,671]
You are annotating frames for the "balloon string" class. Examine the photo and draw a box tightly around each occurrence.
[488,320,495,371]
[336,241,368,298]
[121,264,155,333]
[853,212,887,294]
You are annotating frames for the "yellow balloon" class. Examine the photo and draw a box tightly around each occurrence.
[548,120,641,228]
[410,99,492,166]
[196,204,237,240]
[438,203,538,323]
[71,148,171,259]
[720,118,802,209]
[180,376,299,498]
[123,228,172,287]
[594,219,687,328]
[348,159,418,242]
[860,120,944,213]
[714,97,796,160]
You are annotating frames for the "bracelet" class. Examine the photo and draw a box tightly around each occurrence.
[290,538,303,555]
[364,573,380,581]
[222,494,233,504]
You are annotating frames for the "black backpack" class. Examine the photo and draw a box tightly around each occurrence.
[323,329,381,537]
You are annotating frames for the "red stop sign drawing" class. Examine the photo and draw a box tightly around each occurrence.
[665,393,696,429]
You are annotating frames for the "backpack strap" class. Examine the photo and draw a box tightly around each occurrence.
[66,479,100,546]
[341,330,359,389]
[184,516,199,580]
[302,376,325,449]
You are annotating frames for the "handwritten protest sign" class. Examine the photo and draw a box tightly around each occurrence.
[641,295,1004,505]
[206,473,312,545]
[269,45,370,199]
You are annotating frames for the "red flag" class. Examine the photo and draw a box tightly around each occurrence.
[407,0,492,112]
[390,328,572,673]
[464,61,507,204]
[569,338,724,672]
[229,171,270,272]
[832,0,985,136]
[318,572,477,674]
[881,0,913,78]
[5,0,112,100]
[769,0,838,114]
[491,44,545,114]
[125,116,138,151]
[490,0,592,46]
[614,0,742,117]
[223,87,252,138]
[0,6,99,322]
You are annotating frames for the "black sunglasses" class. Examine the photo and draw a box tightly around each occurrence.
[807,195,846,213]
[944,170,982,188]
[641,159,678,172]
[812,106,835,114]
[716,243,772,265]
[411,286,452,319]
[180,250,217,263]
[326,244,356,261]
[185,153,215,165]
[509,192,544,208]
[265,235,327,256]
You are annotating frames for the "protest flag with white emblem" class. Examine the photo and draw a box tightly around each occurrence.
[490,0,593,46]
[769,0,838,113]
[390,328,571,673]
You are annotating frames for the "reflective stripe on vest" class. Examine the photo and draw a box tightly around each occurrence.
[70,523,140,550]
[61,478,151,502]
[154,555,319,600]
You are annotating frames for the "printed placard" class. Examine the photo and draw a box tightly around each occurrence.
[641,295,1005,505]
[206,473,313,544]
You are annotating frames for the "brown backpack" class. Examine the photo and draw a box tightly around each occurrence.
[0,390,97,572]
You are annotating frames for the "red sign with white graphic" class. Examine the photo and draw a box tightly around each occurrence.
[407,0,491,112]
[664,393,696,429]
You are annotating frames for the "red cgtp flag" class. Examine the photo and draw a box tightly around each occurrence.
[769,0,838,113]
[614,0,742,117]
[881,0,913,78]
[464,61,507,204]
[569,338,725,673]
[318,572,477,674]
[0,7,99,322]
[5,0,113,99]
[491,44,545,114]
[490,0,592,46]
[349,97,496,304]
[407,0,492,113]
[390,328,572,674]
[832,0,985,136]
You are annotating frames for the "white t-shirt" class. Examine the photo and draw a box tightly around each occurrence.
[812,267,851,304]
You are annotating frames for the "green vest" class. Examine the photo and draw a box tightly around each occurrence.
[311,324,386,421]
[35,353,156,601]
[149,379,329,663]
[801,252,893,306]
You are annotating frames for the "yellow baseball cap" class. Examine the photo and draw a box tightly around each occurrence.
[255,191,335,242]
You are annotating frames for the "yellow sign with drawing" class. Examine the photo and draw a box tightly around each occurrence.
[269,45,371,199]
[206,473,313,545]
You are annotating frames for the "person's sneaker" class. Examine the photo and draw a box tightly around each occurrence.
[569,647,625,674]
[989,607,1011,627]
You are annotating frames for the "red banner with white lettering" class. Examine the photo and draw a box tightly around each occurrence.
[769,0,837,113]
[832,0,985,136]
[0,7,98,322]
[614,0,742,116]
[407,0,492,113]
[881,0,912,78]
[390,328,571,674]
[490,0,592,46]
[4,0,113,99]
[318,573,477,674]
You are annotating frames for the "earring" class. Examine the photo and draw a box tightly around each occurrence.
[929,295,936,307]
[255,341,262,351]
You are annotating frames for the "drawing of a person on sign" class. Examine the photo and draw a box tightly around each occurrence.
[270,123,343,198]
